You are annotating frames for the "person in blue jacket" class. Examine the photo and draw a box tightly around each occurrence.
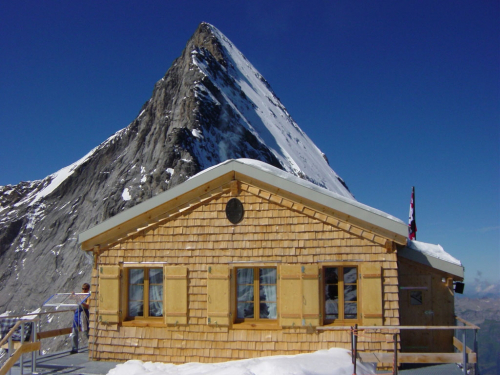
[70,283,90,354]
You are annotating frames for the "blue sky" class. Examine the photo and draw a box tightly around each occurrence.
[1,1,498,285]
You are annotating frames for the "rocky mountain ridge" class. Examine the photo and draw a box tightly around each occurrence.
[0,22,351,318]
[455,296,500,325]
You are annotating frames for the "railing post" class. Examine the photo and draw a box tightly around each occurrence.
[473,328,479,375]
[393,333,398,375]
[7,334,12,375]
[351,325,354,374]
[20,322,24,375]
[462,328,467,373]
[32,320,37,374]
[352,324,358,375]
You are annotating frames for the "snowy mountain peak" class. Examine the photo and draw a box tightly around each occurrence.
[0,23,353,324]
[186,23,353,198]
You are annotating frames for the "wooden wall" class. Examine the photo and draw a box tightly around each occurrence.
[88,182,399,363]
[398,257,455,353]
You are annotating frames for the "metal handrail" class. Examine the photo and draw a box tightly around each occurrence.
[0,318,39,375]
[318,316,480,375]
[318,324,479,330]
[0,310,75,320]
[0,308,82,375]
[454,316,480,375]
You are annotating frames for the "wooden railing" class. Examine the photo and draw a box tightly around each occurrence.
[0,319,40,375]
[317,316,480,375]
[2,313,479,375]
[0,311,75,375]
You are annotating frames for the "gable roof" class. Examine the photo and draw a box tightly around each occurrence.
[78,159,408,250]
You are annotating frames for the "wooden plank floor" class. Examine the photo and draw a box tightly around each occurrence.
[359,351,476,364]
[376,363,465,374]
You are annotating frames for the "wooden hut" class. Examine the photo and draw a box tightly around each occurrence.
[398,240,464,353]
[78,159,464,364]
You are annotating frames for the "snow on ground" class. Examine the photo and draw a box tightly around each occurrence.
[107,348,375,375]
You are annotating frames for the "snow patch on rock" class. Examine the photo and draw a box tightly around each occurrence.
[122,188,132,201]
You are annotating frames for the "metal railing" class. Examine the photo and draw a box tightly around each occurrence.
[455,316,480,375]
[3,311,479,375]
[317,316,480,375]
[0,318,39,375]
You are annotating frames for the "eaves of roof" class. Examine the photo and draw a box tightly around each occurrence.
[78,159,408,250]
[398,246,464,279]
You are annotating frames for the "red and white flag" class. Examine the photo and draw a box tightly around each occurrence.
[408,187,417,240]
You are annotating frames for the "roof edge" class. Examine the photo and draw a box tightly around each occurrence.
[79,159,408,248]
[398,246,464,279]
[78,162,237,247]
[229,160,407,239]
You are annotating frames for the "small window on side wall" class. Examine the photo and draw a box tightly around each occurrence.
[410,291,423,305]
[128,268,163,319]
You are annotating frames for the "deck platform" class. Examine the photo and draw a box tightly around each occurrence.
[5,348,120,375]
[4,348,466,375]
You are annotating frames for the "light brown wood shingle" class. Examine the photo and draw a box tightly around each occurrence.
[88,183,399,364]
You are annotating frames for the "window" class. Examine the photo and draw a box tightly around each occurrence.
[410,291,423,305]
[323,266,358,323]
[226,198,244,224]
[128,268,163,319]
[236,267,277,321]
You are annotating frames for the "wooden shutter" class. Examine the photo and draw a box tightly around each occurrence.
[279,265,302,327]
[98,265,120,324]
[301,264,320,326]
[207,265,230,326]
[361,263,383,326]
[164,266,188,325]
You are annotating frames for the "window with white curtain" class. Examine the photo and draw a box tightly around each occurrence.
[236,267,277,321]
[128,268,163,318]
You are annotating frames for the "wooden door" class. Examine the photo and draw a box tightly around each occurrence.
[399,274,433,352]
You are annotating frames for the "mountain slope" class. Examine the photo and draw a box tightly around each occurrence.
[0,22,352,320]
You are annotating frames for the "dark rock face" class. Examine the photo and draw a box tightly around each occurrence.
[0,23,350,341]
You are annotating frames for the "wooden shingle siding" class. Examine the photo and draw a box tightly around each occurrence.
[88,183,399,363]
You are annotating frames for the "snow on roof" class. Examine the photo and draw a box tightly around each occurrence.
[79,158,408,248]
[399,239,464,278]
[407,240,462,266]
[193,158,405,226]
[107,348,375,375]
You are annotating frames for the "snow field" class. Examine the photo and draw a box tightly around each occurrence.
[107,348,376,375]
